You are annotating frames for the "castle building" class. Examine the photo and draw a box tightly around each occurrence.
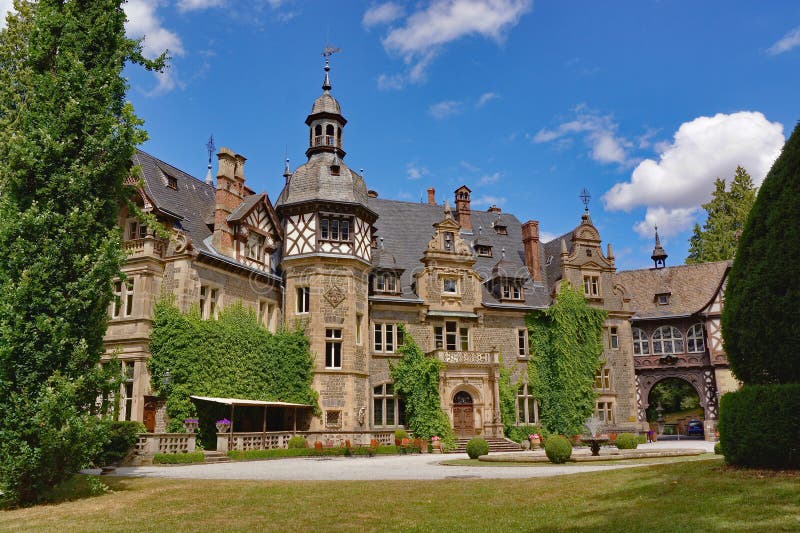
[103,62,735,440]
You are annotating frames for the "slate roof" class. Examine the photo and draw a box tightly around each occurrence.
[276,152,371,208]
[227,193,264,222]
[613,261,730,319]
[542,231,573,289]
[310,93,341,115]
[368,198,550,308]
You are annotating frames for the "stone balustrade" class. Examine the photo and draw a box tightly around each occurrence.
[123,236,167,259]
[216,430,397,452]
[431,350,499,366]
[135,433,196,456]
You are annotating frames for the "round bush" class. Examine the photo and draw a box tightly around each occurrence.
[394,429,409,441]
[615,433,639,450]
[287,436,307,449]
[714,442,722,455]
[719,384,800,469]
[466,437,489,459]
[545,435,572,464]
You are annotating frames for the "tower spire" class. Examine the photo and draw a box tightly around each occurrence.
[205,134,215,185]
[321,43,340,92]
[651,225,668,269]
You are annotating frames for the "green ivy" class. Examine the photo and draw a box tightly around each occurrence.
[148,300,318,446]
[390,326,456,450]
[498,367,517,437]
[527,283,606,436]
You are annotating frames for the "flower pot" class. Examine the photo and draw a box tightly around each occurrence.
[184,421,199,433]
[216,423,231,433]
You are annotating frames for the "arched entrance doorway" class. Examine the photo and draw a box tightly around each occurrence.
[452,391,474,436]
[647,377,703,437]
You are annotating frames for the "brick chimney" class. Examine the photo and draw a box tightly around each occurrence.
[487,204,502,214]
[213,147,246,257]
[521,220,542,282]
[454,185,472,230]
[427,187,436,205]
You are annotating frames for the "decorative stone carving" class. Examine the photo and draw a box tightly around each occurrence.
[324,284,346,308]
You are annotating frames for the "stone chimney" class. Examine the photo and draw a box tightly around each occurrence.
[454,185,472,230]
[427,187,436,205]
[213,147,246,257]
[521,220,542,283]
[487,205,502,214]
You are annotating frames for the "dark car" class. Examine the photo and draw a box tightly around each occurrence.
[686,420,704,437]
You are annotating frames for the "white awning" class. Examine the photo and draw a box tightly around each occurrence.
[189,396,311,408]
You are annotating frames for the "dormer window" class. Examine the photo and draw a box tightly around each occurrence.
[167,175,178,190]
[247,233,265,263]
[656,293,670,305]
[374,271,398,294]
[443,277,458,294]
[501,281,523,301]
[493,221,508,235]
[475,245,493,257]
[320,215,351,242]
[444,231,454,251]
[583,275,600,297]
[330,164,340,176]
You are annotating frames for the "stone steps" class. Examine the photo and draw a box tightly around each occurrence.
[450,437,522,454]
[203,451,231,463]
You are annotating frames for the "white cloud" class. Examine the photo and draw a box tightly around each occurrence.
[477,92,499,107]
[604,111,784,212]
[363,2,405,28]
[539,231,558,243]
[125,0,185,95]
[407,163,430,180]
[472,194,506,208]
[767,26,800,55]
[177,0,225,12]
[429,100,462,119]
[377,73,405,91]
[479,172,501,185]
[533,105,633,165]
[374,0,531,87]
[633,207,698,238]
[0,0,13,29]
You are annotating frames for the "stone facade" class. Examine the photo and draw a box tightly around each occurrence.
[104,63,733,439]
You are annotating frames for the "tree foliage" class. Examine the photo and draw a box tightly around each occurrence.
[498,367,517,436]
[148,301,318,446]
[722,124,800,385]
[687,166,757,264]
[0,0,163,507]
[390,326,455,450]
[527,284,606,436]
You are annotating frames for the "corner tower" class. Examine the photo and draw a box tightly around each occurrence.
[276,57,377,433]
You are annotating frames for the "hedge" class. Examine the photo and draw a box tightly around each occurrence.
[153,452,205,464]
[227,446,400,460]
[718,384,800,469]
[614,433,639,450]
[96,421,146,466]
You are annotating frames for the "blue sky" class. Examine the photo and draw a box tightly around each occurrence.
[6,1,798,270]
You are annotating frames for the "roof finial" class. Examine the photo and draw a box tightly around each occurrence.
[283,156,291,183]
[205,134,215,185]
[580,187,591,213]
[501,248,506,259]
[651,225,668,269]
[444,200,453,219]
[321,43,340,92]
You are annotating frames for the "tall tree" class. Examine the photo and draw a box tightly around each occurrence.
[527,284,606,436]
[686,166,757,264]
[722,125,800,385]
[0,0,164,506]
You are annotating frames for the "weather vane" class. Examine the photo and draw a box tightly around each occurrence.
[322,43,341,59]
[580,187,591,213]
[206,134,215,166]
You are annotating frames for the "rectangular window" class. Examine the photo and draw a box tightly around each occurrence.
[434,326,443,350]
[594,368,612,390]
[596,401,614,422]
[113,281,123,318]
[374,272,398,293]
[445,321,457,351]
[516,384,538,424]
[443,278,457,294]
[209,288,219,318]
[111,278,134,318]
[125,280,134,317]
[583,275,600,297]
[199,284,220,319]
[518,329,528,357]
[325,410,342,428]
[356,314,362,345]
[122,362,135,422]
[459,327,469,351]
[199,285,207,316]
[373,323,401,353]
[502,282,523,300]
[296,287,310,314]
[610,327,619,350]
[325,328,342,369]
[319,215,352,242]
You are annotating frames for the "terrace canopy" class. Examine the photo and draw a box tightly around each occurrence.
[189,395,311,433]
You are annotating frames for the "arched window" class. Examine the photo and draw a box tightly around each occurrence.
[325,124,335,136]
[652,326,684,355]
[373,383,405,427]
[687,323,705,353]
[314,124,322,136]
[632,327,649,355]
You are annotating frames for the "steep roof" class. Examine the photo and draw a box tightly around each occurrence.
[276,152,371,209]
[613,261,730,319]
[368,198,550,307]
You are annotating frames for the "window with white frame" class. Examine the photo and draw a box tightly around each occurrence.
[325,328,342,369]
[609,326,619,350]
[199,284,220,319]
[373,323,403,353]
[632,327,650,355]
[595,401,613,422]
[111,279,134,318]
[258,300,275,331]
[246,233,266,263]
[296,287,310,314]
[583,274,600,297]
[372,383,405,427]
[434,321,468,351]
[594,367,612,390]
[374,271,398,294]
[517,383,538,424]
[652,326,684,355]
[517,328,529,357]
[501,281,523,300]
[121,361,135,422]
[687,323,705,353]
[320,215,352,242]
[126,219,148,240]
[442,277,458,294]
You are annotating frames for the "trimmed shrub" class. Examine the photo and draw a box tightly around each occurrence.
[615,433,639,450]
[394,429,409,445]
[719,384,800,469]
[287,436,307,449]
[466,438,489,459]
[714,442,722,455]
[96,421,146,466]
[153,452,205,464]
[545,435,572,464]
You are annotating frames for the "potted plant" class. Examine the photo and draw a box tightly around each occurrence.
[431,436,442,453]
[529,433,542,449]
[215,418,231,433]
[184,418,199,433]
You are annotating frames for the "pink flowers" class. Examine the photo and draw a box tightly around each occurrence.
[431,436,441,442]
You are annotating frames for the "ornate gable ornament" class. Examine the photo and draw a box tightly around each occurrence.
[563,212,613,270]
[424,202,473,259]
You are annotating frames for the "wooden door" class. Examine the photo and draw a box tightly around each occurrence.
[143,398,156,433]
[453,405,474,436]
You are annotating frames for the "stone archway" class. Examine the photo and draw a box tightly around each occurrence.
[452,390,474,436]
[635,369,719,432]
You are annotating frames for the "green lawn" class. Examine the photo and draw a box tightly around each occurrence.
[2,458,799,532]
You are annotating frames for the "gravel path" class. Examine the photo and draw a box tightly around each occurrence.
[104,441,716,481]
